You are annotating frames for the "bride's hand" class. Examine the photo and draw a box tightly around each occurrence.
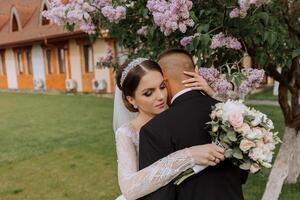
[188,144,225,166]
[182,70,216,97]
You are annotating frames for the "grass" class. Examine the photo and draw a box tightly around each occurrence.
[0,92,299,200]
[0,92,118,200]
[248,87,292,102]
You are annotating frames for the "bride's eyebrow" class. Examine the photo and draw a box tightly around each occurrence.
[141,81,165,92]
[142,88,154,93]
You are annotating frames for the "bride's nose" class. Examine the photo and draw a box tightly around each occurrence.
[156,90,164,100]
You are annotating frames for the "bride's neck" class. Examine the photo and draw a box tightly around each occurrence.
[131,112,154,132]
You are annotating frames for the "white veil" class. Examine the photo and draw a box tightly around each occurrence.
[113,86,137,132]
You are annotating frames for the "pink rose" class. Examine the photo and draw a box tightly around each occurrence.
[228,112,243,128]
[235,123,251,134]
[240,139,256,152]
[250,163,261,173]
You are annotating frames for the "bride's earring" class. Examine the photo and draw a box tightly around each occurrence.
[134,105,138,109]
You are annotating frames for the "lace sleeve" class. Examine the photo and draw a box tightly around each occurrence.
[116,128,195,200]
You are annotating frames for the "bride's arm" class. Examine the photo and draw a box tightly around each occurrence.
[116,128,195,200]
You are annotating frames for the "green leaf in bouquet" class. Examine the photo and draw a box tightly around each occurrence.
[227,131,237,142]
[174,168,195,185]
[239,161,251,170]
[225,149,233,158]
[212,124,219,132]
[221,135,232,144]
[221,142,229,149]
[233,148,243,159]
[244,115,255,123]
[221,125,229,132]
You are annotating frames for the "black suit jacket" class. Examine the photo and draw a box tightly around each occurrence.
[138,91,246,200]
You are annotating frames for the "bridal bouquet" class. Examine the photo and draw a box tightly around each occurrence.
[175,100,281,185]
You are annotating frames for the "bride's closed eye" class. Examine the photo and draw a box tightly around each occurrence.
[160,81,166,90]
[143,90,153,97]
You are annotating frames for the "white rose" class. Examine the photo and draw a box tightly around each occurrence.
[247,128,263,140]
[216,110,223,118]
[222,100,247,121]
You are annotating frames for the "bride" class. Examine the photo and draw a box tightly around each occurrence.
[113,57,225,200]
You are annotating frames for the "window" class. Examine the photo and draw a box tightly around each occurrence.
[41,4,50,25]
[0,51,6,76]
[12,14,19,32]
[57,48,65,74]
[26,49,32,74]
[83,45,93,73]
[17,51,24,74]
[46,49,53,74]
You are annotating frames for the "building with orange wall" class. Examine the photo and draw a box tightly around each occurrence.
[0,0,116,93]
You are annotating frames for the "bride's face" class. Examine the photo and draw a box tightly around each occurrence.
[127,70,167,116]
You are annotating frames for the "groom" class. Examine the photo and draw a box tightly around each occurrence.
[138,49,247,200]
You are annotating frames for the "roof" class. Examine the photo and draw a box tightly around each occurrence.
[0,0,83,48]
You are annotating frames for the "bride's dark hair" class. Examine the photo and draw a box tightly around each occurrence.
[116,59,163,112]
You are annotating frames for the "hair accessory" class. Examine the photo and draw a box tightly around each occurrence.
[120,58,148,87]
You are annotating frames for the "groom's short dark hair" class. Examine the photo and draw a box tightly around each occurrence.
[157,48,195,68]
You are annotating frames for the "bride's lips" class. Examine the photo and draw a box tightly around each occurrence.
[156,102,165,109]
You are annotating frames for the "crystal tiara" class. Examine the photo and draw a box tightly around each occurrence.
[120,58,148,87]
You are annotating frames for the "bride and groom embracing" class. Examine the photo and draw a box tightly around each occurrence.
[113,49,248,200]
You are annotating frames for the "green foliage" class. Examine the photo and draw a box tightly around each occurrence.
[90,1,300,77]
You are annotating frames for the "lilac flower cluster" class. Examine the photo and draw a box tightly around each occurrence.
[180,33,200,47]
[147,0,194,36]
[199,68,233,96]
[43,0,126,35]
[210,32,242,50]
[97,48,113,68]
[229,0,267,18]
[211,75,234,96]
[199,67,265,98]
[239,68,265,94]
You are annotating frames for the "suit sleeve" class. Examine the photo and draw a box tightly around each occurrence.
[138,125,176,200]
[139,125,167,170]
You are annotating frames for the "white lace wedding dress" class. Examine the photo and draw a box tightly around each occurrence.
[115,123,196,200]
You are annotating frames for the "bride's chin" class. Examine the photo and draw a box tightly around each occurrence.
[155,108,165,114]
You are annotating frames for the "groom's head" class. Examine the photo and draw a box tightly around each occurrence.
[157,48,195,102]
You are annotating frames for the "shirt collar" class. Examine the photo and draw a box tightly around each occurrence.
[171,88,192,104]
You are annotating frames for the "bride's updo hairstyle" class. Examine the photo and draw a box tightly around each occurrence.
[116,58,163,112]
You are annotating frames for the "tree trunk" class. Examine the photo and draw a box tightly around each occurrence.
[262,127,298,200]
[286,130,300,183]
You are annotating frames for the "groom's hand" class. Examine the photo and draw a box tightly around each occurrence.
[189,144,225,166]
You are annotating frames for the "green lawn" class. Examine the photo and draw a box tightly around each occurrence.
[248,87,292,102]
[0,92,299,200]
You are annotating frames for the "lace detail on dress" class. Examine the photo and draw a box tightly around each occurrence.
[115,123,195,200]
